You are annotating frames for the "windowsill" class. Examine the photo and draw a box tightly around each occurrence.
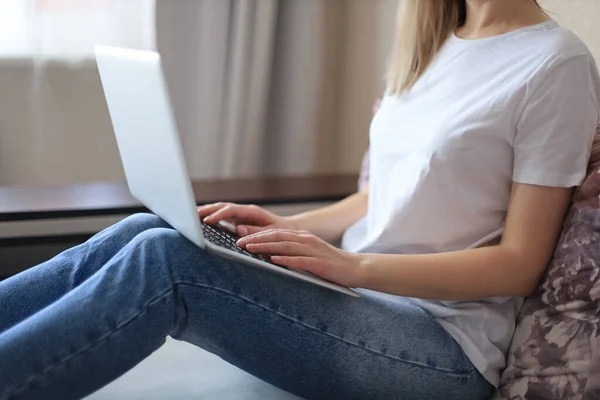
[0,175,356,276]
[0,203,333,240]
[0,55,98,67]
[0,175,359,223]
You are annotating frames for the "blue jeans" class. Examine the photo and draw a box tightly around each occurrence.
[0,214,493,400]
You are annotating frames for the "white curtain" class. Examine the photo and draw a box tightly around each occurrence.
[0,0,155,59]
[157,0,396,180]
[156,0,279,179]
[0,0,396,186]
[0,0,155,185]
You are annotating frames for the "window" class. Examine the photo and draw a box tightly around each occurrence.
[0,0,155,59]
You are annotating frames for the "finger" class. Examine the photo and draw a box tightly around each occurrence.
[240,228,313,242]
[245,241,314,257]
[204,204,268,225]
[218,219,238,235]
[237,229,312,247]
[197,203,228,218]
[237,224,270,237]
[270,256,326,275]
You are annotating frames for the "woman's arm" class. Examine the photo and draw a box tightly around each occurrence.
[238,182,572,300]
[201,99,378,243]
[359,182,572,300]
[290,186,368,244]
[198,187,368,243]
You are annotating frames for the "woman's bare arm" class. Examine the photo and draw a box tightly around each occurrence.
[357,182,572,300]
[199,186,368,244]
[290,185,369,244]
[201,98,379,244]
[238,182,572,300]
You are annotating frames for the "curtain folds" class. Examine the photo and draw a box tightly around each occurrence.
[157,0,391,180]
[0,0,396,185]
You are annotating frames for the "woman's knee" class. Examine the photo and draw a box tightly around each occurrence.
[118,213,169,233]
[132,227,202,262]
[131,227,216,279]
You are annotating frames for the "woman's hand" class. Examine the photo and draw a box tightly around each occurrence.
[198,203,298,237]
[237,229,364,288]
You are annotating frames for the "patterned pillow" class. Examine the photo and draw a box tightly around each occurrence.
[497,128,600,400]
[586,333,600,399]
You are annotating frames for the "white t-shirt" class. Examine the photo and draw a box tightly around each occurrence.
[342,20,600,386]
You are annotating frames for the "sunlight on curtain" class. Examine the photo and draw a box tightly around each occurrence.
[0,0,155,60]
[0,0,156,186]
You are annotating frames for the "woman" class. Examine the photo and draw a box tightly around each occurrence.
[1,0,599,399]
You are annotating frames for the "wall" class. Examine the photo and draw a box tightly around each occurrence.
[539,0,600,61]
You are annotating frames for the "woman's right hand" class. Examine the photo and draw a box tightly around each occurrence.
[198,203,298,238]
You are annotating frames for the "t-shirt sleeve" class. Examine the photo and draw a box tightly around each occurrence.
[358,148,370,191]
[513,55,600,187]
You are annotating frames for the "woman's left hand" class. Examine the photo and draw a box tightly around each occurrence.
[236,229,364,288]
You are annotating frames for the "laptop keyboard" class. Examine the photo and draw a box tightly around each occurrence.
[200,221,273,263]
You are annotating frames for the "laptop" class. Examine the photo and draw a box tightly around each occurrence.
[95,45,358,298]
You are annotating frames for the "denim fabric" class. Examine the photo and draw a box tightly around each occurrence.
[0,214,493,400]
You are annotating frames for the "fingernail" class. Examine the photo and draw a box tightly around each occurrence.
[239,226,248,236]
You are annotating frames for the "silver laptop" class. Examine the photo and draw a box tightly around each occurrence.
[95,45,358,298]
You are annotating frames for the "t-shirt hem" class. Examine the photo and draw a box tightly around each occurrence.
[434,319,501,387]
[512,172,586,188]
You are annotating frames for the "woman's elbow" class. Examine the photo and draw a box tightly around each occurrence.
[514,279,540,298]
[512,261,548,297]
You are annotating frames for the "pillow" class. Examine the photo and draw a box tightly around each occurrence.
[585,333,600,398]
[497,128,600,400]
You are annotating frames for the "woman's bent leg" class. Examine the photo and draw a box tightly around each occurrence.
[0,213,170,334]
[0,227,494,400]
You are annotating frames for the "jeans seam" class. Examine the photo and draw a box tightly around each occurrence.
[174,281,476,377]
[4,287,174,398]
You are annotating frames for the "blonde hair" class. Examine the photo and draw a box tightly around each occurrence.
[387,0,542,95]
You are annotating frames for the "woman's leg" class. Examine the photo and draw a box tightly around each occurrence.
[0,227,494,400]
[0,213,170,334]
